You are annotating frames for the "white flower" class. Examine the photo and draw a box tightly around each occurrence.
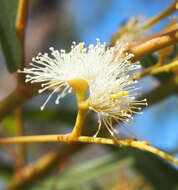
[112,16,150,44]
[19,39,147,137]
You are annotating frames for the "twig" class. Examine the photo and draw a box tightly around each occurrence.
[16,0,29,87]
[14,108,26,173]
[16,0,29,48]
[0,135,177,166]
[133,23,178,46]
[140,1,177,30]
[110,2,177,46]
[14,0,29,173]
[150,60,178,74]
[127,28,178,61]
[135,60,178,79]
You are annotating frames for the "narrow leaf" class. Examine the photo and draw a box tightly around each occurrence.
[0,0,21,72]
[110,146,178,190]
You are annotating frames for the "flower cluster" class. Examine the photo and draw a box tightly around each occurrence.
[20,39,147,137]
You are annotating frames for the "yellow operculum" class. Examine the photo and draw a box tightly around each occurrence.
[68,78,89,103]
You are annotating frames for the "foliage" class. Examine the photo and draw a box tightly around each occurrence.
[0,0,21,72]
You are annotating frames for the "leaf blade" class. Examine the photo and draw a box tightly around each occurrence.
[0,0,21,72]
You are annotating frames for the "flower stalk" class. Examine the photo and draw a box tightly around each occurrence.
[128,27,178,61]
[58,78,89,141]
[140,1,177,30]
[135,60,178,79]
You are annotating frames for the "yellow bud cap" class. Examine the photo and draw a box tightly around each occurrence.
[68,78,89,102]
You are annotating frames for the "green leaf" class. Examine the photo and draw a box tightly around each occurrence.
[0,0,21,72]
[28,147,178,190]
[31,154,133,190]
[110,146,178,190]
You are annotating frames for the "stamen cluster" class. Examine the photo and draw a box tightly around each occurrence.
[20,39,147,137]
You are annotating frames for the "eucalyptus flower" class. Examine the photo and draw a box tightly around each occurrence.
[19,39,147,137]
[111,16,150,45]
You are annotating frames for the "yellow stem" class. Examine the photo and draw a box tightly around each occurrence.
[151,60,178,74]
[156,56,165,67]
[14,1,28,174]
[0,135,177,165]
[140,1,177,30]
[135,60,178,79]
[16,0,29,46]
[15,2,29,167]
[65,78,89,138]
[15,108,26,173]
[128,28,178,61]
[71,108,88,138]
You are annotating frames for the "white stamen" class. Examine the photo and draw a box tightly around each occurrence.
[19,39,147,138]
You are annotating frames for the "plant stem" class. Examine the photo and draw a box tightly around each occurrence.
[14,108,26,173]
[58,78,89,141]
[16,0,29,47]
[71,109,88,137]
[0,135,177,165]
[14,0,29,173]
[135,60,178,79]
[140,1,177,30]
[127,28,178,61]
